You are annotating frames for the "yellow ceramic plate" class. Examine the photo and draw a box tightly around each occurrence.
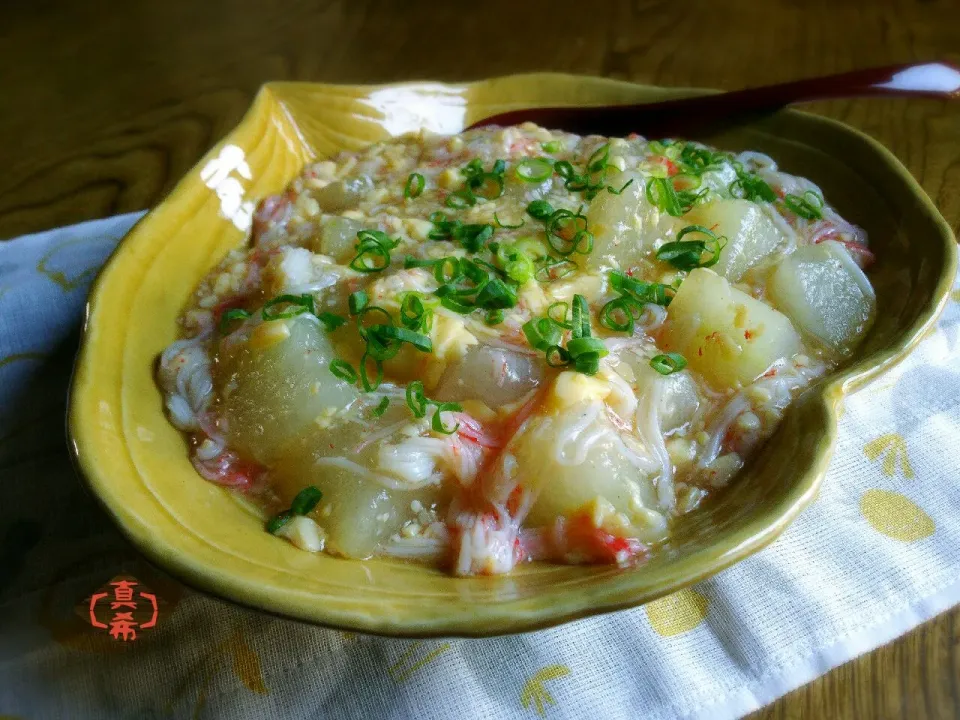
[69,75,957,637]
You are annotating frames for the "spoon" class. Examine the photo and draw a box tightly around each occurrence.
[467,62,960,137]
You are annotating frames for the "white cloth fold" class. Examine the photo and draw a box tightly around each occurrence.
[0,213,958,720]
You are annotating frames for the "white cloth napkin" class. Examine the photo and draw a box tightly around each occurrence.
[1,213,958,720]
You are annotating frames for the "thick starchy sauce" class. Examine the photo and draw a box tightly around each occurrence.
[157,123,876,575]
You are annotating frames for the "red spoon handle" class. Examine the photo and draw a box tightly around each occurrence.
[468,62,960,137]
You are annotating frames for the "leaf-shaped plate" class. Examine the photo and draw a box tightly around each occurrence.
[69,75,957,636]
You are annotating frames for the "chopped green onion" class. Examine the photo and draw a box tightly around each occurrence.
[405,381,428,418]
[545,345,570,367]
[475,278,518,310]
[369,324,433,353]
[677,144,726,174]
[609,271,674,306]
[573,353,601,375]
[365,333,400,362]
[645,177,706,217]
[404,256,438,269]
[316,312,347,332]
[656,225,726,271]
[404,172,425,199]
[494,244,535,284]
[526,200,555,221]
[587,143,611,173]
[553,161,576,181]
[535,258,578,282]
[460,257,489,287]
[461,158,484,178]
[427,214,459,240]
[572,229,594,255]
[262,294,314,320]
[804,190,824,208]
[485,309,504,325]
[566,337,607,358]
[348,291,368,315]
[504,254,534,284]
[460,158,506,199]
[434,257,463,283]
[545,208,589,256]
[469,173,504,200]
[372,397,390,418]
[523,317,563,351]
[290,486,323,515]
[571,294,591,339]
[439,296,474,314]
[349,244,391,272]
[542,140,563,153]
[606,178,635,195]
[359,353,383,391]
[329,359,357,384]
[428,214,494,252]
[650,352,687,375]
[547,301,571,329]
[729,173,776,203]
[431,402,462,434]
[400,293,431,332]
[357,229,400,249]
[457,223,494,252]
[446,189,476,209]
[646,177,682,216]
[433,282,461,298]
[550,149,610,199]
[515,157,554,183]
[782,191,824,220]
[517,294,607,376]
[219,308,251,333]
[349,230,398,273]
[355,306,393,340]
[267,511,292,534]
[599,296,641,333]
[494,212,525,229]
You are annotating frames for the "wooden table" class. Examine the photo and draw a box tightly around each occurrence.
[2,1,958,716]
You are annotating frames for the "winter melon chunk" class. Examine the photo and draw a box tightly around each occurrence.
[683,199,785,281]
[586,171,672,270]
[218,316,358,464]
[661,268,803,387]
[271,438,444,560]
[768,241,876,355]
[513,410,668,543]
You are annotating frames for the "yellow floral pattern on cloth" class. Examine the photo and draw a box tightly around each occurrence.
[645,589,710,636]
[520,665,571,717]
[163,624,270,719]
[35,237,105,292]
[388,641,452,683]
[230,630,270,695]
[863,433,915,478]
[860,489,936,542]
[0,352,46,371]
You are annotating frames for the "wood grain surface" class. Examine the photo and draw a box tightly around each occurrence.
[2,0,958,716]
